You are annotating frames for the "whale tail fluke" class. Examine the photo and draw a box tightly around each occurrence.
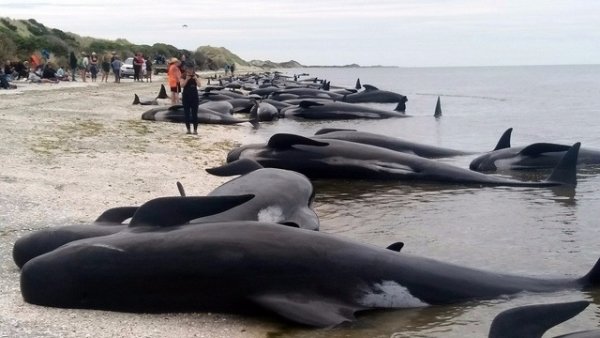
[132,94,141,105]
[156,84,169,99]
[394,100,406,113]
[493,128,513,150]
[488,301,589,338]
[544,142,580,186]
[434,96,442,118]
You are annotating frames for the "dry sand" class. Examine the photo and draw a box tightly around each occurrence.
[0,76,274,337]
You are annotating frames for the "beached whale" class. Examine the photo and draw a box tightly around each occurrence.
[141,105,258,127]
[12,195,254,269]
[313,128,476,157]
[20,221,600,327]
[12,206,136,268]
[12,159,318,268]
[280,100,408,120]
[132,84,169,105]
[489,301,596,338]
[225,133,579,187]
[343,85,408,112]
[470,128,600,171]
[204,158,318,229]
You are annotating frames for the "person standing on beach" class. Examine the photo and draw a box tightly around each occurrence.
[167,57,181,104]
[133,52,144,82]
[180,62,200,134]
[145,57,152,82]
[111,56,123,83]
[79,52,89,82]
[69,51,77,81]
[89,52,99,82]
[230,63,235,77]
[101,54,110,83]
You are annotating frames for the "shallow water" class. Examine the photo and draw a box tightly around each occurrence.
[248,65,600,337]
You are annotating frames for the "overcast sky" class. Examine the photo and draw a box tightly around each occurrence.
[2,0,599,67]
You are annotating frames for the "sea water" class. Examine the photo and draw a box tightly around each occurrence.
[248,65,600,337]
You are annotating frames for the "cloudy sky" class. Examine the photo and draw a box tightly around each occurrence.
[2,0,599,67]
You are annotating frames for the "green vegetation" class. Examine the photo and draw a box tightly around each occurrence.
[0,16,303,69]
[29,120,105,157]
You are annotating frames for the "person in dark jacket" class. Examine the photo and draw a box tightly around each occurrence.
[179,62,200,134]
[69,51,78,81]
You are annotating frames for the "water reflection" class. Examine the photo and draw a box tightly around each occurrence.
[269,304,469,338]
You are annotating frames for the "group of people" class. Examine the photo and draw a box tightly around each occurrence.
[167,55,200,135]
[65,51,153,83]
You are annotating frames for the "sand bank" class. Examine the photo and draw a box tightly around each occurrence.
[0,75,271,337]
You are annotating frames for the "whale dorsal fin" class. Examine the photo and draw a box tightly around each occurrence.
[267,134,329,149]
[206,159,264,177]
[519,143,572,156]
[386,242,404,252]
[314,128,357,135]
[299,100,324,109]
[355,78,362,90]
[156,84,169,99]
[545,142,580,186]
[129,195,254,227]
[252,293,360,327]
[434,96,442,118]
[132,94,140,105]
[493,128,513,150]
[95,206,139,224]
[489,301,589,338]
[363,84,378,91]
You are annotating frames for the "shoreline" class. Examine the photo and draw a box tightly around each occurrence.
[0,75,271,337]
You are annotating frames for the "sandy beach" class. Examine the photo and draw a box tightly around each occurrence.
[0,75,271,337]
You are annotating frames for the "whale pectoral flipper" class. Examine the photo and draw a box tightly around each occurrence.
[129,195,254,227]
[488,301,590,338]
[267,134,329,149]
[94,206,139,224]
[362,84,378,91]
[206,159,264,177]
[519,143,572,156]
[252,293,361,327]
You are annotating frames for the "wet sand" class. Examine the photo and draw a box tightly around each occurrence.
[0,75,272,337]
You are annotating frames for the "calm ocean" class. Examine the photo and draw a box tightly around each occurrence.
[248,65,600,337]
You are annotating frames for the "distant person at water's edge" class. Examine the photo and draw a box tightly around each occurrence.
[167,57,181,104]
[180,62,199,135]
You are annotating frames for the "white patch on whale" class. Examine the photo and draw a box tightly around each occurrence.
[257,205,284,223]
[359,281,428,308]
[494,158,516,170]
